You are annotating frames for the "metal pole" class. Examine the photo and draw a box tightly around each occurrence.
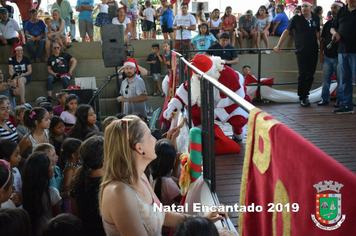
[200,76,210,181]
[208,82,216,192]
[187,66,192,129]
[257,50,262,100]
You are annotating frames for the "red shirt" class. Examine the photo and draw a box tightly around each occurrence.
[11,0,34,22]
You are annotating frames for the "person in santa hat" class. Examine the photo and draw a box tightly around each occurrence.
[317,1,345,107]
[163,54,250,141]
[117,58,148,117]
[274,0,320,107]
[8,43,32,104]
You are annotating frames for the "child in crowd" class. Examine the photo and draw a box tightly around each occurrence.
[0,160,15,209]
[19,107,50,156]
[173,216,219,236]
[0,97,19,142]
[162,41,171,75]
[61,138,82,213]
[146,43,164,97]
[68,104,99,141]
[149,139,181,235]
[101,116,118,133]
[53,92,68,116]
[143,0,156,39]
[91,0,111,40]
[22,152,61,236]
[41,213,83,236]
[71,136,105,236]
[60,94,79,134]
[49,116,66,160]
[40,103,54,118]
[191,22,217,54]
[208,8,222,40]
[44,17,67,52]
[0,208,32,236]
[0,140,22,207]
[120,0,139,40]
[0,95,17,127]
[14,105,30,136]
[33,143,64,205]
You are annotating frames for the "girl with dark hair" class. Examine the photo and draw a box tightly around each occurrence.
[60,94,79,133]
[191,22,217,54]
[49,116,66,158]
[196,2,206,24]
[313,6,324,27]
[0,140,22,207]
[41,213,83,236]
[255,5,272,54]
[221,6,236,46]
[208,8,222,39]
[150,139,181,236]
[53,92,68,116]
[71,136,105,236]
[68,104,99,141]
[0,208,32,236]
[22,152,61,235]
[19,107,50,155]
[173,216,220,236]
[61,138,82,213]
[0,160,14,208]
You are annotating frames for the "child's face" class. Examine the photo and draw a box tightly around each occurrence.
[162,43,170,52]
[16,111,25,123]
[0,179,13,204]
[9,147,21,168]
[152,47,159,54]
[47,148,58,166]
[67,99,78,112]
[102,0,107,3]
[59,94,68,106]
[200,25,207,35]
[39,112,51,130]
[45,19,51,26]
[52,122,65,136]
[87,108,97,125]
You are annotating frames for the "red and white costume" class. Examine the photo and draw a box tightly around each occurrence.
[164,54,251,138]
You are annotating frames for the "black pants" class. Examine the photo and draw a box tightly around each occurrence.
[296,51,318,100]
[0,37,19,46]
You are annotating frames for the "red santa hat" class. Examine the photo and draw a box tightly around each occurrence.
[300,0,313,6]
[10,43,23,58]
[123,58,139,74]
[332,1,345,7]
[189,54,213,74]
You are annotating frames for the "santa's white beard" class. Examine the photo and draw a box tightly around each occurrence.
[190,75,201,106]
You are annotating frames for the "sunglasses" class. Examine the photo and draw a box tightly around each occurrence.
[53,47,60,49]
[125,84,129,94]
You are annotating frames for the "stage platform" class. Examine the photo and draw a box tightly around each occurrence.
[215,101,356,231]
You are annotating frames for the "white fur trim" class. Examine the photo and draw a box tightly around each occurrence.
[175,83,189,105]
[301,1,312,6]
[168,97,183,111]
[214,107,249,124]
[332,1,343,7]
[124,62,136,67]
[15,46,23,51]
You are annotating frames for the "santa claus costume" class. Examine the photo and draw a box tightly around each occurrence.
[164,54,251,142]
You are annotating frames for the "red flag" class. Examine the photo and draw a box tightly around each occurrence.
[239,108,356,235]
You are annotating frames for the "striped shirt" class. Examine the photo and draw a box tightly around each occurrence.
[0,121,18,142]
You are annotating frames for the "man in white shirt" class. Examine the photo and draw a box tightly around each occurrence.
[265,0,276,17]
[173,2,196,58]
[0,8,23,46]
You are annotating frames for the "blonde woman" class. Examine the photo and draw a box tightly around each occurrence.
[99,115,231,236]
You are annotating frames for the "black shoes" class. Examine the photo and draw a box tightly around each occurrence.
[300,98,310,107]
[318,99,329,106]
[334,101,342,108]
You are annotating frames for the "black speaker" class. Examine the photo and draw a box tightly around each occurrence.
[61,89,100,120]
[101,25,126,67]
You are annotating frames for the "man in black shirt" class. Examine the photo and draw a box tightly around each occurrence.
[46,42,77,102]
[274,0,320,107]
[204,32,239,68]
[318,1,344,107]
[331,0,356,114]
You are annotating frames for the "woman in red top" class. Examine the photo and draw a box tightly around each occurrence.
[221,6,236,47]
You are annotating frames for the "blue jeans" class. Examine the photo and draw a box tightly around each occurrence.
[26,38,46,60]
[47,75,70,91]
[338,53,356,107]
[64,18,76,41]
[321,56,342,102]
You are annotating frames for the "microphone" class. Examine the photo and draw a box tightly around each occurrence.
[326,39,336,49]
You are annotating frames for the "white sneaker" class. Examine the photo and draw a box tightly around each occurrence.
[265,50,271,54]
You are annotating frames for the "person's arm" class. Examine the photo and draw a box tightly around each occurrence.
[217,20,223,30]
[48,65,59,77]
[20,64,32,78]
[157,54,163,63]
[63,168,75,193]
[25,30,36,42]
[319,37,325,64]
[17,30,24,45]
[81,5,93,11]
[264,20,271,33]
[35,0,41,10]
[8,64,14,76]
[271,20,280,36]
[138,6,145,20]
[273,29,290,53]
[117,93,147,103]
[51,20,65,35]
[91,4,100,18]
[224,57,239,65]
[68,57,77,76]
[6,79,20,96]
[138,65,148,76]
[19,136,31,155]
[52,201,61,217]
[125,22,131,34]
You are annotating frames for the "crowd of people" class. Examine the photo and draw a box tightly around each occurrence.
[0,0,356,235]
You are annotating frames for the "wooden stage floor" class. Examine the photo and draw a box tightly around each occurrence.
[215,101,356,230]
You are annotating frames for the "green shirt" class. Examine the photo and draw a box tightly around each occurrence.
[52,0,73,20]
